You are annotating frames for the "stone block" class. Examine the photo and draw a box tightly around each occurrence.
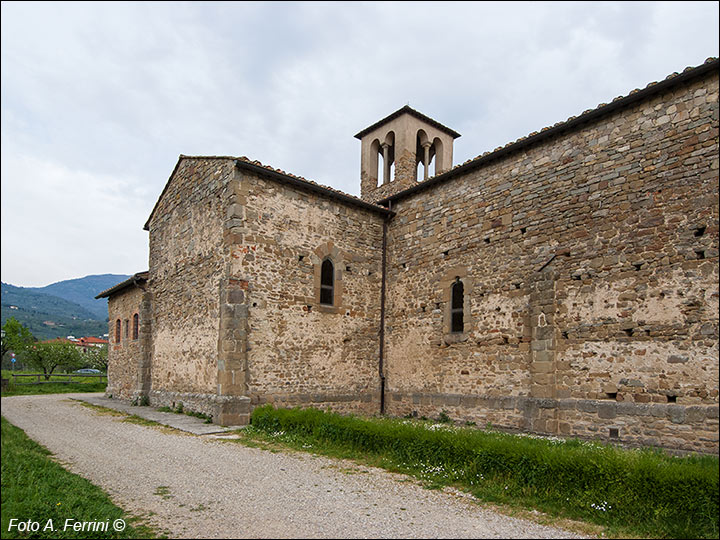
[650,404,668,418]
[685,406,707,424]
[598,402,617,419]
[557,398,574,409]
[530,386,553,398]
[533,326,554,340]
[603,383,618,394]
[532,373,554,385]
[461,395,479,408]
[534,350,554,363]
[668,406,686,424]
[530,361,553,373]
[227,290,245,304]
[577,400,598,413]
[446,394,461,406]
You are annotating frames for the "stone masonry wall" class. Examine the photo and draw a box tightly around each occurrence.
[384,72,719,452]
[361,149,421,203]
[229,169,386,415]
[106,285,150,400]
[147,158,234,401]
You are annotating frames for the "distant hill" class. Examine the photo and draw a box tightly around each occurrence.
[26,274,130,319]
[1,274,130,341]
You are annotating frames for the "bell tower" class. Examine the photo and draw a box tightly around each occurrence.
[355,106,460,203]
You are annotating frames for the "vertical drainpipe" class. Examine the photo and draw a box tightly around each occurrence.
[379,201,391,415]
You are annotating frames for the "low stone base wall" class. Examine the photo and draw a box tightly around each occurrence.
[105,382,135,401]
[137,386,718,453]
[386,391,719,454]
[149,390,251,426]
[248,390,381,417]
[105,388,148,405]
[558,400,718,454]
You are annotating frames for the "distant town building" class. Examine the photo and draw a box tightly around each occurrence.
[43,336,109,354]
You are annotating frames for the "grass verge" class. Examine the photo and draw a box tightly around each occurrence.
[1,416,157,539]
[75,401,187,435]
[156,405,213,423]
[2,370,106,397]
[247,405,719,539]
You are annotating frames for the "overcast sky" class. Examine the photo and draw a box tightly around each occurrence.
[2,1,718,287]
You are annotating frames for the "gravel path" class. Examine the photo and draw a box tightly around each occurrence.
[2,394,588,539]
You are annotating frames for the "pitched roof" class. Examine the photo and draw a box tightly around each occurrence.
[95,271,149,299]
[143,155,393,231]
[234,157,393,215]
[354,105,461,140]
[377,57,719,205]
[79,336,109,345]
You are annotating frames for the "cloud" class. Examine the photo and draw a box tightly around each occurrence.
[1,1,718,286]
[1,151,151,286]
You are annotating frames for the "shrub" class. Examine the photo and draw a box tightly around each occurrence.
[250,405,719,539]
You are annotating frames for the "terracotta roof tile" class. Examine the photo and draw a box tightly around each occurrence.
[80,336,108,344]
[95,271,149,299]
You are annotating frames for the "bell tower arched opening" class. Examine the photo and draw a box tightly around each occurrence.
[356,106,460,202]
[416,129,440,181]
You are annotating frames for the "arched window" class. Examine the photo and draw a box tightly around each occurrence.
[320,258,334,305]
[115,319,122,343]
[132,313,139,340]
[451,279,464,333]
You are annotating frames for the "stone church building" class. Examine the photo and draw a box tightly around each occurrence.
[98,58,719,453]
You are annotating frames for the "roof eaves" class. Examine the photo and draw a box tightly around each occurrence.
[354,105,461,140]
[378,58,719,206]
[234,159,394,216]
[95,271,149,299]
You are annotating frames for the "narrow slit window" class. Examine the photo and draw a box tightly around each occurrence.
[451,279,464,333]
[115,319,122,343]
[132,313,139,340]
[320,258,334,305]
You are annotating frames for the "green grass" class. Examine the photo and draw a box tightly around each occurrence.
[76,402,186,436]
[247,405,719,539]
[1,416,156,539]
[156,404,213,424]
[1,370,106,397]
[122,414,164,428]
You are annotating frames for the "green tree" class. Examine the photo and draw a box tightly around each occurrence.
[2,317,35,356]
[86,344,108,371]
[24,341,84,380]
[2,317,35,369]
